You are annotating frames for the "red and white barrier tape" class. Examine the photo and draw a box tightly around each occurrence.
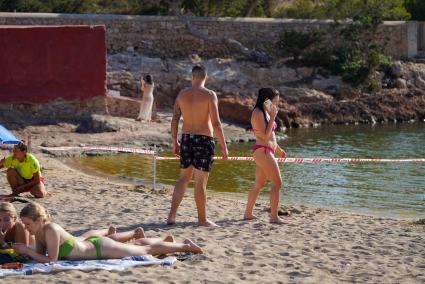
[39,146,156,155]
[156,156,425,163]
[39,146,425,163]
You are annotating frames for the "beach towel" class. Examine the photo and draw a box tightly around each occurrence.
[0,255,177,277]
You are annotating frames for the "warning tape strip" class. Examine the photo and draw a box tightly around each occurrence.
[155,156,425,163]
[39,146,425,163]
[39,146,156,155]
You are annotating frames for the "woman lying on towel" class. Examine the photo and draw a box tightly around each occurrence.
[12,203,203,262]
[0,202,34,247]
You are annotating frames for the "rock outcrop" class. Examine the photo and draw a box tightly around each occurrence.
[106,53,425,128]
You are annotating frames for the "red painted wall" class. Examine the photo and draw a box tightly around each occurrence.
[0,25,106,103]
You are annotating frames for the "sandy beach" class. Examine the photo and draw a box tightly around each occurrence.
[0,120,424,284]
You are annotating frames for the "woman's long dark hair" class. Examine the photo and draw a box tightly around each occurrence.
[253,88,279,126]
[143,74,153,85]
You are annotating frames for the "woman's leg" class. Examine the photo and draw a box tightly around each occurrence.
[101,237,202,259]
[252,151,287,224]
[78,225,117,240]
[6,168,24,194]
[108,227,145,242]
[133,234,175,246]
[263,154,286,224]
[30,182,48,198]
[244,164,267,220]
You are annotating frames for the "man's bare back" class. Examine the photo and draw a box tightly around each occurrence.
[177,86,215,137]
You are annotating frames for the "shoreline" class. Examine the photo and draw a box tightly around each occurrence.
[60,156,424,222]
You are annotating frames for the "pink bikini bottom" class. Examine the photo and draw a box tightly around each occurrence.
[252,144,275,154]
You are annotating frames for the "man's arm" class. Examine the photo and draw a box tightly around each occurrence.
[209,92,228,158]
[0,157,5,169]
[171,96,182,156]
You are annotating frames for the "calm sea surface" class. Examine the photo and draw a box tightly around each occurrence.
[68,123,425,219]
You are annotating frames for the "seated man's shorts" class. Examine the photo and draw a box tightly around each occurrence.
[179,134,215,172]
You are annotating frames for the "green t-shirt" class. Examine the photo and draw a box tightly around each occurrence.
[3,153,41,180]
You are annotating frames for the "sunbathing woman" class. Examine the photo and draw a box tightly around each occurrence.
[0,202,34,247]
[12,203,202,262]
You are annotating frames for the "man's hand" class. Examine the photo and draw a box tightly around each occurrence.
[221,147,229,160]
[173,141,180,157]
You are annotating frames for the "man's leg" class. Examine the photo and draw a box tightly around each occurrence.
[167,167,194,225]
[6,168,24,195]
[193,169,217,227]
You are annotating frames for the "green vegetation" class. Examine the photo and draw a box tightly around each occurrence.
[276,8,395,88]
[277,30,323,62]
[0,0,277,17]
[274,0,410,21]
[0,0,419,21]
[405,0,425,21]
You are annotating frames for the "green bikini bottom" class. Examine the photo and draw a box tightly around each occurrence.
[85,236,102,260]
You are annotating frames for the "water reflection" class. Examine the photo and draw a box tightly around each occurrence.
[68,123,425,218]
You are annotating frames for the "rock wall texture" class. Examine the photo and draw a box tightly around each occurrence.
[0,13,418,59]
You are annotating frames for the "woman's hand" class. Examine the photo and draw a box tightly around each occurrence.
[0,229,6,246]
[12,243,29,254]
[277,147,286,158]
[267,104,278,119]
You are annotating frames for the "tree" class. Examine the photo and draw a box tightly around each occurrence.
[405,0,425,21]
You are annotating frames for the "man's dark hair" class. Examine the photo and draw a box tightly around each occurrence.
[192,65,207,80]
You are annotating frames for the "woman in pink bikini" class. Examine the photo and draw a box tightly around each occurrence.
[244,88,288,224]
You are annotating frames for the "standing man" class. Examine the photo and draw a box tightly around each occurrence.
[167,65,228,227]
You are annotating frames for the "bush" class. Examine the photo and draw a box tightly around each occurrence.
[405,0,425,21]
[276,30,323,61]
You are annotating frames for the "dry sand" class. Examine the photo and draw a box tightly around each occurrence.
[0,119,424,283]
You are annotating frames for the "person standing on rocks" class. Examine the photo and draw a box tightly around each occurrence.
[136,74,154,122]
[167,64,228,227]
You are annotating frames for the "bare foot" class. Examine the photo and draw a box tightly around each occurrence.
[107,225,117,235]
[183,239,203,254]
[270,217,290,225]
[134,227,145,239]
[243,214,258,220]
[163,234,175,243]
[198,219,219,227]
[166,214,176,225]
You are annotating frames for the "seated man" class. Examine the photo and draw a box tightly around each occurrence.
[0,141,47,198]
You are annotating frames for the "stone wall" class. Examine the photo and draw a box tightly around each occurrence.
[0,96,108,129]
[0,13,418,59]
